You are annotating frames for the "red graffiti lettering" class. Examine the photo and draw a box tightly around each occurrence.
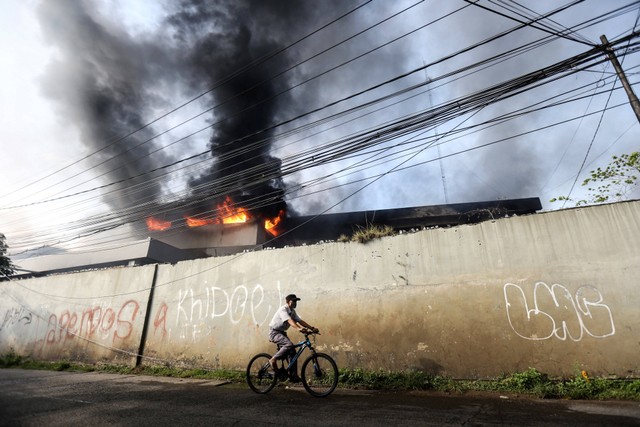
[67,312,78,340]
[59,311,70,342]
[46,314,57,344]
[39,300,142,346]
[101,308,115,333]
[114,300,140,342]
[153,303,168,339]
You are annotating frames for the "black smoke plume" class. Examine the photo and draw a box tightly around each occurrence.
[37,0,178,213]
[165,0,321,220]
[37,0,350,230]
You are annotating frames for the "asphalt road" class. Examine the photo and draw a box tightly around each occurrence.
[0,369,639,426]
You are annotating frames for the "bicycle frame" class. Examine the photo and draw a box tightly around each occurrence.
[247,331,338,397]
[279,334,315,372]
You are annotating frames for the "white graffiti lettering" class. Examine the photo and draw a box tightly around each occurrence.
[1,306,32,331]
[504,282,615,341]
[176,289,189,324]
[174,282,281,336]
[251,285,270,326]
[229,286,248,324]
[210,287,230,319]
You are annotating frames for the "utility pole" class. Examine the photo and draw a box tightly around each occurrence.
[600,34,640,123]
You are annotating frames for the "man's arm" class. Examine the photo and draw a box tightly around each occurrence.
[288,318,318,332]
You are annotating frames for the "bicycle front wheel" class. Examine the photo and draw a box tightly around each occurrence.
[246,353,277,394]
[301,352,338,397]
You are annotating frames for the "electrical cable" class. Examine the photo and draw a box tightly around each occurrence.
[4,0,586,207]
[466,0,594,46]
[0,0,375,202]
[6,17,640,254]
[10,40,636,256]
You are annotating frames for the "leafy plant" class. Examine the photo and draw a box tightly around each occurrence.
[1,355,639,401]
[501,367,549,391]
[0,350,22,368]
[551,151,640,206]
[0,233,15,277]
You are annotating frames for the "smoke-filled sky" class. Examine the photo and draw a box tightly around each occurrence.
[1,0,639,256]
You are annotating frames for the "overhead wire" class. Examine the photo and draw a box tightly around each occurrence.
[8,33,636,256]
[6,4,640,254]
[11,63,640,264]
[13,0,636,221]
[10,39,640,251]
[466,0,595,46]
[13,90,635,264]
[562,7,640,206]
[4,0,592,218]
[495,0,595,45]
[4,0,586,210]
[0,0,375,203]
[2,0,418,207]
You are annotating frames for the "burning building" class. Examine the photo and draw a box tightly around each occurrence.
[11,197,541,278]
[144,196,542,256]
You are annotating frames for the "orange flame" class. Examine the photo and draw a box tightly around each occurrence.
[184,196,250,228]
[150,196,286,237]
[218,196,249,224]
[146,217,172,231]
[185,216,215,227]
[265,210,285,236]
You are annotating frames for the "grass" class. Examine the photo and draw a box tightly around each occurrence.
[1,352,638,401]
[338,224,396,243]
[337,367,640,400]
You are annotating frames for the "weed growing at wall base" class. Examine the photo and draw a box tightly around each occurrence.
[0,355,638,401]
[0,350,22,368]
[329,368,640,400]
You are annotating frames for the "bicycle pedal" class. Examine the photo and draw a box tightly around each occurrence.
[276,369,288,380]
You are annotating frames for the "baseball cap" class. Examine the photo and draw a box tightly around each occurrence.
[286,294,301,302]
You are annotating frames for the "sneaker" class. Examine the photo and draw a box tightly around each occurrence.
[277,369,289,381]
[288,374,302,383]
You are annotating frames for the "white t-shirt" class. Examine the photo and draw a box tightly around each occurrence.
[269,304,301,331]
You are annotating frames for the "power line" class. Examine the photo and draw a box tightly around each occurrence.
[4,0,588,207]
[6,6,640,256]
[0,0,374,202]
[466,0,594,46]
[9,36,637,255]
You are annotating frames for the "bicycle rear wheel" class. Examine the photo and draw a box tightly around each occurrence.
[246,353,277,394]
[301,352,338,397]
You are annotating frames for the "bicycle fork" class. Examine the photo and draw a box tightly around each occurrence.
[309,353,323,378]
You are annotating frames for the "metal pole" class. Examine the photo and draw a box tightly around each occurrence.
[600,34,640,123]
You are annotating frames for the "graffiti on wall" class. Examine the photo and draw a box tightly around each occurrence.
[0,306,32,332]
[504,282,615,341]
[38,300,141,346]
[171,283,281,341]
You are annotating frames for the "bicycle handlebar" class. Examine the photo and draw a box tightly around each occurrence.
[300,327,320,335]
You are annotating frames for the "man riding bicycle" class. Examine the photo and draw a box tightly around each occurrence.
[268,294,319,382]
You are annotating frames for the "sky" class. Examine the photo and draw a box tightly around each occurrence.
[1,0,639,261]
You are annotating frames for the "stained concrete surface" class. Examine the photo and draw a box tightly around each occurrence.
[0,369,639,426]
[2,200,639,378]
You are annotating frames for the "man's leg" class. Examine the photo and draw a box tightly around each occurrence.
[287,348,301,382]
[269,331,293,371]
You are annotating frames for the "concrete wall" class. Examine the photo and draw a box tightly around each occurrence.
[2,201,639,378]
[0,266,155,366]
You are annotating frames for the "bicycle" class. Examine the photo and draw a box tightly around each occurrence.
[246,329,339,397]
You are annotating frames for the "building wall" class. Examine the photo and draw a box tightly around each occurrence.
[2,201,639,377]
[0,266,155,366]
